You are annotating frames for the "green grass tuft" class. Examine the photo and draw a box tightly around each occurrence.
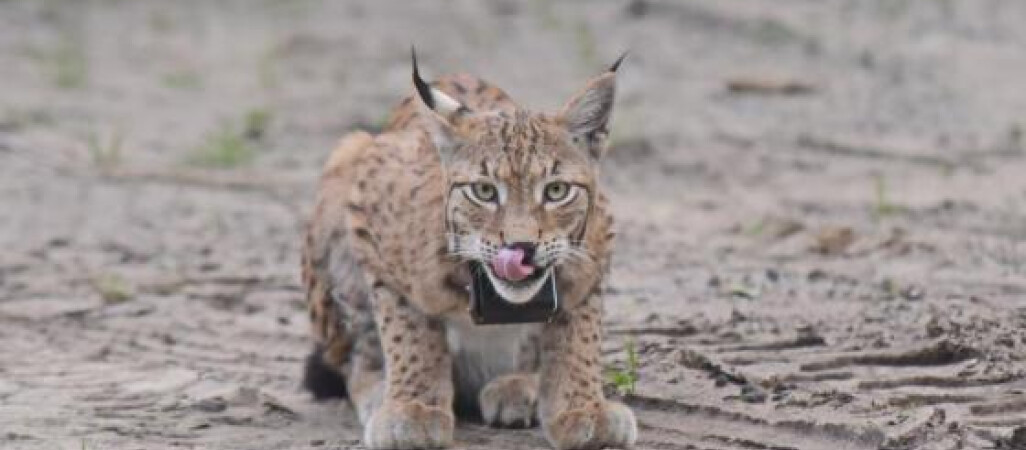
[161,70,203,90]
[93,273,134,304]
[743,218,767,237]
[87,130,124,170]
[573,20,599,69]
[606,339,639,396]
[243,108,273,140]
[28,37,89,89]
[188,123,255,168]
[873,174,896,219]
[531,0,563,31]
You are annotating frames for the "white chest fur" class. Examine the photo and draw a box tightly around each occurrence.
[445,320,539,404]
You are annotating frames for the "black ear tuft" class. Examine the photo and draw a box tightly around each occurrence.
[609,51,629,73]
[411,46,435,109]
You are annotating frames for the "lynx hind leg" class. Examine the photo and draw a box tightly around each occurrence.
[303,275,352,399]
[303,241,387,419]
[479,373,539,428]
[303,344,348,399]
[344,331,387,424]
[478,329,542,428]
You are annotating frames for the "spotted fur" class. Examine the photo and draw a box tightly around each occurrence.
[302,53,635,450]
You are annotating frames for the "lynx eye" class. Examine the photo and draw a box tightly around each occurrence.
[544,182,571,203]
[470,182,498,203]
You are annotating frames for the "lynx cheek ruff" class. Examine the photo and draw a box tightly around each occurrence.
[469,262,559,325]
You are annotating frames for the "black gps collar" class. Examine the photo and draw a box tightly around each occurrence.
[468,262,559,325]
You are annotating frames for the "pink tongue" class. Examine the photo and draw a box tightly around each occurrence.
[490,248,535,282]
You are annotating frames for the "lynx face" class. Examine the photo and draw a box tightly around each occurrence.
[413,56,620,303]
[443,114,596,303]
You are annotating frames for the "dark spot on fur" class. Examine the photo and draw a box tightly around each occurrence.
[409,184,423,199]
[354,228,373,241]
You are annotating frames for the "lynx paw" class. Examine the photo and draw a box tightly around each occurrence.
[478,373,538,428]
[544,401,637,450]
[363,400,454,449]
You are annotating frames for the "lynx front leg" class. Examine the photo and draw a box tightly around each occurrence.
[539,296,637,450]
[363,282,454,450]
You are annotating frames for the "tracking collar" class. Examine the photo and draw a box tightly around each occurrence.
[468,262,559,325]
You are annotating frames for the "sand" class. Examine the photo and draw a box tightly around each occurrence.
[1,1,1025,449]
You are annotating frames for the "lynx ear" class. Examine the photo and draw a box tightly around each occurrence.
[558,53,626,161]
[411,48,469,163]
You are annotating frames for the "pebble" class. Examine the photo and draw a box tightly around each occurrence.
[740,384,768,403]
[193,397,228,413]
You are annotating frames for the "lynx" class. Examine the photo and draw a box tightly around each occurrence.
[301,51,635,450]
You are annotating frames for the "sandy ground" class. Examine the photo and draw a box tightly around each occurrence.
[2,1,1025,449]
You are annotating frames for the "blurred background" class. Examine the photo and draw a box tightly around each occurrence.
[1,1,1024,449]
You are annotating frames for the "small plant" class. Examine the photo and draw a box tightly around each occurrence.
[728,283,760,300]
[93,273,133,304]
[873,174,896,219]
[26,36,89,89]
[36,32,90,89]
[752,19,802,46]
[573,21,598,68]
[743,218,767,237]
[87,130,124,170]
[607,339,639,396]
[531,0,562,31]
[257,50,280,91]
[54,43,88,89]
[189,123,255,168]
[161,70,203,90]
[243,108,273,140]
[2,108,55,130]
[149,10,174,33]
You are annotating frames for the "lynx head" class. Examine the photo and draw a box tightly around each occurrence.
[412,50,624,304]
